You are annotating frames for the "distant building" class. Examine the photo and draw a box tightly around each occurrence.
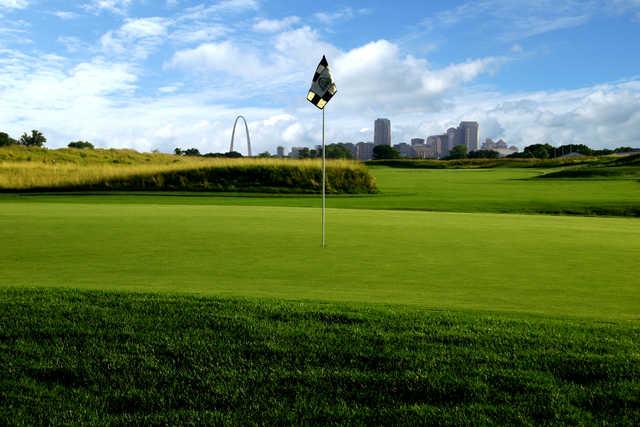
[456,121,479,152]
[374,118,391,146]
[482,138,518,157]
[413,144,437,159]
[411,138,425,146]
[289,147,306,158]
[276,146,285,157]
[356,141,374,160]
[446,127,457,155]
[336,142,357,158]
[427,134,448,158]
[394,143,415,158]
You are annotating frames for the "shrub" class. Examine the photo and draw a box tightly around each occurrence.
[68,141,94,149]
[0,132,18,147]
[373,145,400,160]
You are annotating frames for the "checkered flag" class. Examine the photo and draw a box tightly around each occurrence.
[307,56,337,110]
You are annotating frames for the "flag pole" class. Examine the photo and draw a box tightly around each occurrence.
[322,107,326,248]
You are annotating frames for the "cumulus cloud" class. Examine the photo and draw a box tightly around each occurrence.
[2,48,639,153]
[168,41,268,80]
[1,2,638,155]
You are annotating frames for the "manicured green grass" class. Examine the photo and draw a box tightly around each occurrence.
[1,164,638,424]
[4,166,639,216]
[0,201,638,319]
[1,289,638,425]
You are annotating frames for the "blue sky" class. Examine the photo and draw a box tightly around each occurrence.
[1,0,639,153]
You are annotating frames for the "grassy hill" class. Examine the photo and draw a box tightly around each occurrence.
[0,146,375,194]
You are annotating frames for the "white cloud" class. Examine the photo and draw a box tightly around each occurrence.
[57,36,91,53]
[0,0,28,9]
[169,25,228,44]
[83,0,132,15]
[52,11,78,20]
[252,16,300,33]
[2,48,639,153]
[1,3,639,154]
[168,41,267,80]
[101,17,170,59]
[178,0,258,20]
[427,0,598,41]
[314,7,370,24]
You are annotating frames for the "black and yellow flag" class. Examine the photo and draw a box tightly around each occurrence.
[307,56,337,110]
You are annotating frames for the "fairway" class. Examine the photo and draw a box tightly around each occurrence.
[1,200,638,319]
[6,166,639,216]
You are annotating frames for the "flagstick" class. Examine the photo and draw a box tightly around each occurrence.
[322,107,326,248]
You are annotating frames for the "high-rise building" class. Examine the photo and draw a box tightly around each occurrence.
[447,127,457,146]
[356,141,374,160]
[374,118,391,146]
[411,138,425,146]
[425,134,449,158]
[457,121,479,152]
[394,143,415,158]
[276,146,285,157]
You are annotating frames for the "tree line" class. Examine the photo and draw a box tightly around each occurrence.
[3,129,634,160]
[1,130,95,149]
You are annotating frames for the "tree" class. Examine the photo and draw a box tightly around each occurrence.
[174,148,183,156]
[68,141,94,149]
[0,132,17,147]
[297,148,311,159]
[258,151,271,158]
[19,130,46,147]
[556,144,592,157]
[373,145,400,160]
[468,149,500,159]
[522,143,553,159]
[614,146,634,153]
[224,151,243,158]
[446,144,468,160]
[323,144,354,159]
[183,148,201,156]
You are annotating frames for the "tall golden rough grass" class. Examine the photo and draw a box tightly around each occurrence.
[0,146,374,193]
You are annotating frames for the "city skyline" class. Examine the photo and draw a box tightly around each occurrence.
[1,1,639,154]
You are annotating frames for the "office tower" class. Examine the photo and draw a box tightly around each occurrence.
[458,121,479,152]
[411,138,425,146]
[356,141,374,160]
[394,143,415,158]
[374,118,391,146]
[276,146,285,157]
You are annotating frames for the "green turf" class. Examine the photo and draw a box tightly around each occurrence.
[4,166,638,216]
[1,289,638,425]
[0,201,638,319]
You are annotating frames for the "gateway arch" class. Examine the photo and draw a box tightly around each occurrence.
[229,115,252,156]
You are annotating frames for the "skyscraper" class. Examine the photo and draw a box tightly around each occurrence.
[457,121,479,152]
[445,128,457,156]
[276,146,285,157]
[374,118,391,146]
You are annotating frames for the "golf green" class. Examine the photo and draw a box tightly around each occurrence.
[1,201,637,319]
